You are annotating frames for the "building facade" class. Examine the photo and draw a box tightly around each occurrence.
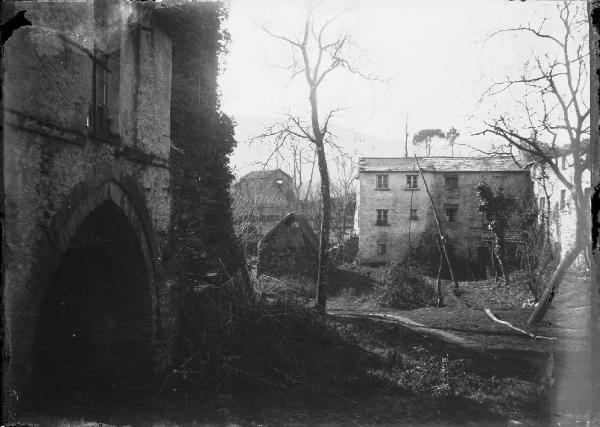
[3,0,240,407]
[355,157,532,276]
[531,150,592,268]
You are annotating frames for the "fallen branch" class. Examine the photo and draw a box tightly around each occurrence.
[484,308,556,340]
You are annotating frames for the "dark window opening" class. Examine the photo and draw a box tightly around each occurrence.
[89,49,110,136]
[445,176,458,189]
[406,175,419,189]
[445,205,458,223]
[377,243,387,255]
[409,209,418,220]
[560,189,567,210]
[376,174,389,189]
[376,209,389,226]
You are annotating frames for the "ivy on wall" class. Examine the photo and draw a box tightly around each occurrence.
[153,3,242,281]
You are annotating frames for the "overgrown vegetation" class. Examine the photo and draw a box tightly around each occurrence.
[517,219,560,302]
[475,183,519,286]
[155,2,243,280]
[160,274,549,425]
[165,277,374,399]
[349,264,437,310]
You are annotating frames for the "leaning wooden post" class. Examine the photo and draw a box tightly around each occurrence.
[414,156,459,289]
[436,240,444,306]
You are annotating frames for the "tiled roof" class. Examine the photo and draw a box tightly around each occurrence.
[359,157,526,173]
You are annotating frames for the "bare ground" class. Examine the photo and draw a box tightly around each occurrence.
[15,269,594,426]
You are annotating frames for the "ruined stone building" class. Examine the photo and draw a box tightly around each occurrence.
[3,0,240,408]
[355,157,532,277]
[531,148,592,268]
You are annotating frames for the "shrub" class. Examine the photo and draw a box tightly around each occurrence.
[369,264,436,309]
[517,222,560,302]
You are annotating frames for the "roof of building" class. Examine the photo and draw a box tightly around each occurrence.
[257,212,319,251]
[359,156,526,173]
[237,168,292,182]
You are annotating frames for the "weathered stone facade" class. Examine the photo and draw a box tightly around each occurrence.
[356,157,532,276]
[2,1,238,407]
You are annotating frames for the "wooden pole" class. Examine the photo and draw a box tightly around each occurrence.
[404,114,409,158]
[436,241,444,307]
[407,165,415,265]
[414,156,459,289]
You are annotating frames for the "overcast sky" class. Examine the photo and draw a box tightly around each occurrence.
[218,0,587,179]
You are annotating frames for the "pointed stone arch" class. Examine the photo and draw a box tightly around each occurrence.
[4,163,164,401]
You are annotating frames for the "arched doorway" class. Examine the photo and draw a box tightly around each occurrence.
[32,200,156,401]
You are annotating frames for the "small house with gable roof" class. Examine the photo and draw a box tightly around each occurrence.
[257,213,319,281]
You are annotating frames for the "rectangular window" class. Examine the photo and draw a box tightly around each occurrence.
[445,205,458,223]
[409,209,418,220]
[445,176,458,189]
[561,155,567,170]
[376,174,389,189]
[560,189,567,210]
[406,175,419,189]
[90,48,109,135]
[377,243,387,255]
[538,197,546,210]
[376,209,389,226]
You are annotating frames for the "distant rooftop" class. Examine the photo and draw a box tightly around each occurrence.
[359,156,525,173]
[237,169,292,181]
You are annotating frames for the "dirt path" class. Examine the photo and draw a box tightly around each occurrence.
[329,309,478,349]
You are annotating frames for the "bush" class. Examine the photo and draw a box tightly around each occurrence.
[517,224,560,302]
[368,264,436,309]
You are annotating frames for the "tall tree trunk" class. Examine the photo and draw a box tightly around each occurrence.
[490,244,498,284]
[495,238,509,286]
[304,148,317,201]
[315,143,330,311]
[309,87,330,312]
[528,243,584,324]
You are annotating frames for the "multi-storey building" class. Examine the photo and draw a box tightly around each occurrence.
[355,157,532,277]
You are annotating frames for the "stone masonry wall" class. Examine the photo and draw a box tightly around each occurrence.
[358,170,532,267]
[3,1,174,400]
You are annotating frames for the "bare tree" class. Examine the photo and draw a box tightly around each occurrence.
[331,152,357,261]
[258,4,377,311]
[477,0,589,324]
[231,180,292,253]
